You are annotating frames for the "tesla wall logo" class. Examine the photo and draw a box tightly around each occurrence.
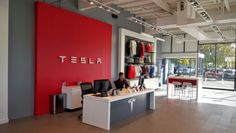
[128,98,136,112]
[59,56,102,64]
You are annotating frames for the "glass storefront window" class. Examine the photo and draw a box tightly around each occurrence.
[199,43,235,90]
[167,58,196,76]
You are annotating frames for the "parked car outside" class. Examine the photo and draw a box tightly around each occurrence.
[224,69,235,79]
[206,69,223,79]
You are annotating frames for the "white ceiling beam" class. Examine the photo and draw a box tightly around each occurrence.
[132,8,159,14]
[126,4,157,12]
[145,8,236,34]
[136,12,158,17]
[113,0,137,5]
[223,0,230,12]
[126,7,143,12]
[118,1,153,8]
[136,11,169,17]
[179,26,210,40]
[150,0,173,13]
[144,15,159,19]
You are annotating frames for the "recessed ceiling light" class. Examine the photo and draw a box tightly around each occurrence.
[98,5,103,8]
[89,1,94,5]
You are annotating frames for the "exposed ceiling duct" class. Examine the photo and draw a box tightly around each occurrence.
[188,0,227,41]
[176,1,210,41]
[179,26,210,40]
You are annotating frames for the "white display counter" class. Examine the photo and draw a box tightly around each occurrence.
[82,89,155,130]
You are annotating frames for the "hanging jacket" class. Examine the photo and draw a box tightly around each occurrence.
[129,40,137,56]
[146,43,153,52]
[140,42,145,58]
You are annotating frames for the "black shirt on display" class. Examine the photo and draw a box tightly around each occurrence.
[114,79,129,89]
[136,41,142,57]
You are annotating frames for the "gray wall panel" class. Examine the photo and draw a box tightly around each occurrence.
[9,0,35,120]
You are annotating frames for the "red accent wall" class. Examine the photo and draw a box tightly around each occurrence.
[35,2,112,115]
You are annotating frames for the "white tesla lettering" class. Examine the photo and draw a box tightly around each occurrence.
[59,56,102,64]
[128,98,136,112]
[81,57,86,64]
[71,56,77,64]
[97,58,102,64]
[59,56,66,63]
[88,58,94,64]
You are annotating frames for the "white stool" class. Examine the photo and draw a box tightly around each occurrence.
[183,82,194,99]
[172,81,183,98]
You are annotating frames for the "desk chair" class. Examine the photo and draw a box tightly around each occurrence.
[78,82,94,120]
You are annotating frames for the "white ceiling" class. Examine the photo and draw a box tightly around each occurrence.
[80,0,236,42]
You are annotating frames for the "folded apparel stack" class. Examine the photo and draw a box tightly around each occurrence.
[149,65,157,78]
[135,65,142,77]
[128,65,135,79]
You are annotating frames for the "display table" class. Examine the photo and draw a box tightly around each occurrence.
[167,76,202,100]
[82,89,155,130]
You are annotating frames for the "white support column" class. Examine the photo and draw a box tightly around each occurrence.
[0,0,9,124]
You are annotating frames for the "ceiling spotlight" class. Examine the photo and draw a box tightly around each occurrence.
[89,1,94,5]
[87,0,120,14]
[135,20,138,23]
[193,2,198,7]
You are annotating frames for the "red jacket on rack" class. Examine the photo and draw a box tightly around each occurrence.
[141,42,145,58]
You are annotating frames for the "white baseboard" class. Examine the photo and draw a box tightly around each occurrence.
[0,118,9,124]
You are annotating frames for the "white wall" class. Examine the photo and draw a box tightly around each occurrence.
[162,36,172,53]
[172,35,184,53]
[0,0,9,124]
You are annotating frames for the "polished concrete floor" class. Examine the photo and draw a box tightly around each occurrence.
[199,89,236,107]
[1,97,236,133]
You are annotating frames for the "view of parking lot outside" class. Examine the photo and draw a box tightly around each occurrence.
[199,43,235,90]
[167,58,196,76]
